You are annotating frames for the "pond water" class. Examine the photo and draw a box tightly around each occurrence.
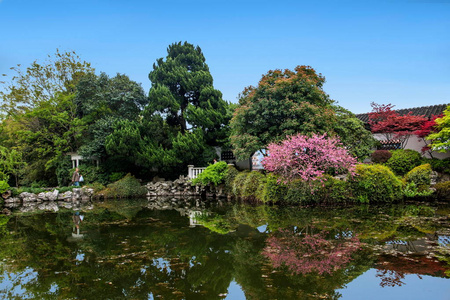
[0,198,449,299]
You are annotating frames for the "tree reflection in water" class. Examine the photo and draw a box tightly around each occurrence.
[263,228,361,275]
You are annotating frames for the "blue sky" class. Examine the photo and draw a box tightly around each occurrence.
[1,0,449,114]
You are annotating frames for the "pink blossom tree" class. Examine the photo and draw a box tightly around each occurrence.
[261,133,357,182]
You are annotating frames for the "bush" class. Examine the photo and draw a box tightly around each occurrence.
[232,171,249,197]
[403,182,433,198]
[192,161,228,186]
[385,149,423,176]
[0,181,10,194]
[109,172,126,183]
[434,181,450,201]
[318,175,353,203]
[404,164,432,191]
[349,164,403,203]
[426,158,450,175]
[241,171,266,201]
[260,173,287,204]
[283,179,315,204]
[371,150,392,164]
[100,173,147,198]
[224,165,239,194]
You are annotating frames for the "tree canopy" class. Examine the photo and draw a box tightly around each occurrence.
[230,66,375,161]
[143,42,232,177]
[427,105,450,152]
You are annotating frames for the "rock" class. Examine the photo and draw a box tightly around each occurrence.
[47,190,59,201]
[1,190,11,200]
[20,192,37,202]
[4,197,20,203]
[58,191,72,200]
[1,208,11,215]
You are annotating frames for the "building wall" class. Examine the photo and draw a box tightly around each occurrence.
[373,134,450,159]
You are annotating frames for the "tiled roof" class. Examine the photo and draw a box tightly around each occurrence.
[355,104,449,123]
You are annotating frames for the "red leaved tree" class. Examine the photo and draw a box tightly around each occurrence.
[414,114,442,157]
[261,133,357,182]
[368,102,427,149]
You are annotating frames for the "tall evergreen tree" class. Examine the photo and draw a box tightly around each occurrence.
[143,42,231,177]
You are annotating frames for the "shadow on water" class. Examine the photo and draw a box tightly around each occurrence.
[0,198,449,299]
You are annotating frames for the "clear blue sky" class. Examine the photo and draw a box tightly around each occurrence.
[1,0,449,114]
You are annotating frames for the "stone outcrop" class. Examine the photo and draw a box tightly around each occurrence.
[1,188,94,209]
[145,176,227,198]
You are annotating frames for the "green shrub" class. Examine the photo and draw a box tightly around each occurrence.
[434,181,450,201]
[426,158,450,175]
[109,172,126,183]
[232,171,249,197]
[192,161,228,186]
[85,182,106,193]
[224,165,239,194]
[319,175,353,203]
[371,150,392,164]
[241,171,266,201]
[0,171,9,182]
[283,179,316,204]
[403,182,433,198]
[260,173,287,204]
[349,164,403,203]
[100,173,147,198]
[385,149,423,176]
[79,165,109,185]
[0,181,10,194]
[404,164,432,191]
[11,186,47,196]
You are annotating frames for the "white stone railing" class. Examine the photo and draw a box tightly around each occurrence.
[187,165,207,179]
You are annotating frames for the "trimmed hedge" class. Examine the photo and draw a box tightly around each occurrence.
[99,173,147,198]
[404,164,432,191]
[349,164,403,203]
[434,181,450,201]
[385,149,423,176]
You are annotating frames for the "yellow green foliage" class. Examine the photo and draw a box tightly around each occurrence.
[350,164,403,203]
[404,164,432,191]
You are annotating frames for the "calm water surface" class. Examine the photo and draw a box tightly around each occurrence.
[0,198,449,299]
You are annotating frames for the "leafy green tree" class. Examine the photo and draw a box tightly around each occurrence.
[0,146,26,187]
[230,66,375,161]
[0,50,93,185]
[333,106,376,160]
[75,72,148,172]
[427,105,450,152]
[230,66,337,160]
[0,49,94,117]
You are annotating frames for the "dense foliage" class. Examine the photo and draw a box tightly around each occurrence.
[191,161,228,186]
[349,164,403,203]
[427,105,450,152]
[99,173,147,198]
[385,149,423,176]
[404,164,432,191]
[230,66,374,161]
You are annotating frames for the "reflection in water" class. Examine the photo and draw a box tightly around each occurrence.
[263,229,361,275]
[71,211,84,238]
[0,199,448,299]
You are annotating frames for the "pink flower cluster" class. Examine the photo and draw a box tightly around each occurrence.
[261,133,356,182]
